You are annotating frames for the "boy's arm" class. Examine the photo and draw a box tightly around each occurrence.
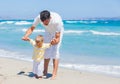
[44,43,52,49]
[24,37,36,46]
[29,39,36,46]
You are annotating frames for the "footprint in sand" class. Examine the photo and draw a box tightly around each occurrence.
[0,75,7,84]
[0,74,3,76]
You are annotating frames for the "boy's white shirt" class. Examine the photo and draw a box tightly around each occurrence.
[29,39,51,62]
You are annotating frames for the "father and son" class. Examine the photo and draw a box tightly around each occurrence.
[22,10,64,80]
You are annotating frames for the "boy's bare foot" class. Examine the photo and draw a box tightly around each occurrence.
[35,74,42,79]
[37,76,42,79]
[42,75,47,79]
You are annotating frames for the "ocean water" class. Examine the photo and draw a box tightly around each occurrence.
[0,19,120,77]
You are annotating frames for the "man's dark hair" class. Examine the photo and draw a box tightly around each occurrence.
[40,10,50,22]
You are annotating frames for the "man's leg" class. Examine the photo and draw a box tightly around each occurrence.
[43,58,50,76]
[51,59,59,79]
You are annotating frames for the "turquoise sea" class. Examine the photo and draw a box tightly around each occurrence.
[0,19,120,77]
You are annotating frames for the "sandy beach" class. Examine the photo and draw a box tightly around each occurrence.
[0,57,120,84]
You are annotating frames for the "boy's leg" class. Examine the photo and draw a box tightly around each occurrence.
[43,58,50,76]
[36,60,44,78]
[33,61,43,79]
[32,61,38,75]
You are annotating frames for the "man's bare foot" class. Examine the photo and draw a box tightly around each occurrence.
[51,75,56,80]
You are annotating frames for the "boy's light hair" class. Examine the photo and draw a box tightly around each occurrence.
[35,35,44,42]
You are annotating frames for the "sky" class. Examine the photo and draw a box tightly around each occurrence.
[0,0,120,20]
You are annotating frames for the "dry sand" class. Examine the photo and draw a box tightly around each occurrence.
[0,57,120,84]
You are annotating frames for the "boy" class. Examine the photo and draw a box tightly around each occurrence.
[27,35,51,79]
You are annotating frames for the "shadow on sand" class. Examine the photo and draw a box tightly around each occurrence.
[17,71,52,79]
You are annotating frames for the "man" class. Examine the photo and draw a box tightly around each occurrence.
[22,10,64,79]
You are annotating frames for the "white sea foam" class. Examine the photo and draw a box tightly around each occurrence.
[65,20,79,24]
[64,30,87,34]
[0,49,32,62]
[68,30,119,36]
[15,21,32,25]
[22,28,86,34]
[90,30,120,36]
[0,21,14,25]
[59,63,120,77]
[0,48,120,77]
[0,20,32,25]
[22,28,45,33]
[21,28,120,36]
[65,20,98,24]
[22,28,120,36]
[79,20,98,24]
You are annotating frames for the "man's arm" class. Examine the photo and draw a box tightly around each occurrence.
[51,32,61,45]
[22,26,35,41]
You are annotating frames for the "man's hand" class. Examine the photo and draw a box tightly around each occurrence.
[51,38,59,45]
[22,36,30,41]
[51,32,60,45]
[51,38,56,45]
[22,26,35,41]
